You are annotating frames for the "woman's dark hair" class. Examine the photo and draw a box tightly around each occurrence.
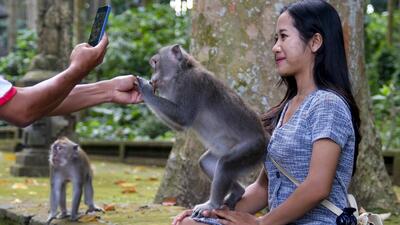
[261,0,361,175]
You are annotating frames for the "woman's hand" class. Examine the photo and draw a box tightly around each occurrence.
[172,209,193,225]
[214,210,261,225]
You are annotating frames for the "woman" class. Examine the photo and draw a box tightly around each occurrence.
[172,0,361,224]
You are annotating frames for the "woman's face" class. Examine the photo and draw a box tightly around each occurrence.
[272,12,314,77]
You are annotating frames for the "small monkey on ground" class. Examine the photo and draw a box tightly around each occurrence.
[137,45,268,216]
[47,137,102,224]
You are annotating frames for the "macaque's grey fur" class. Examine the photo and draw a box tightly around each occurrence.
[47,137,102,224]
[137,45,268,215]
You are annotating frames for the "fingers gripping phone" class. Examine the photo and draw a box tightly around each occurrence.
[88,5,111,47]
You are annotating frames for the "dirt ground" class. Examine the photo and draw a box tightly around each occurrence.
[0,152,399,225]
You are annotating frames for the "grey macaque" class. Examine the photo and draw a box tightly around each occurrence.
[47,137,102,224]
[137,45,267,216]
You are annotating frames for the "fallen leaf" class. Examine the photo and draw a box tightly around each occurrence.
[122,187,137,194]
[78,214,98,222]
[4,153,16,161]
[149,177,158,181]
[103,204,116,211]
[135,177,142,181]
[25,179,39,186]
[132,166,147,173]
[162,197,177,206]
[12,183,28,189]
[114,180,126,185]
[28,191,37,195]
[119,183,136,188]
[0,179,8,185]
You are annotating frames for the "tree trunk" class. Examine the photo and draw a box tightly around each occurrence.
[73,0,86,45]
[26,0,38,31]
[6,0,17,52]
[155,0,397,210]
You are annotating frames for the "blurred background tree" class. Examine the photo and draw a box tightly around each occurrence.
[0,0,189,141]
[365,0,400,151]
[0,0,398,149]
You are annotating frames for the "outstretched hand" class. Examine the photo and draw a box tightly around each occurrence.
[107,75,143,104]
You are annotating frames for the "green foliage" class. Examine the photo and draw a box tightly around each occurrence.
[76,104,174,140]
[365,10,400,150]
[93,3,189,80]
[78,4,189,140]
[0,29,37,82]
[372,83,400,150]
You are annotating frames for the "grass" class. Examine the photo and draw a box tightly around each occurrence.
[0,152,399,225]
[0,152,184,225]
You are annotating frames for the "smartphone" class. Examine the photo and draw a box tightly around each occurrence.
[88,5,111,47]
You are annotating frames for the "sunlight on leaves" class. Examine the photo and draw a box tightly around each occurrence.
[11,198,21,204]
[3,153,16,161]
[25,179,39,186]
[12,183,28,190]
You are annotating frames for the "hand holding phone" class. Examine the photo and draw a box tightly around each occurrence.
[88,5,111,47]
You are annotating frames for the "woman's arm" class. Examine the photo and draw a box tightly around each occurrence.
[172,168,268,225]
[258,138,340,225]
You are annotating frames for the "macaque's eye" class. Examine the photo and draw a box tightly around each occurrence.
[150,55,159,68]
[55,145,62,151]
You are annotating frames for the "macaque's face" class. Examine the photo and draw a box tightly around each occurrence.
[149,45,184,91]
[49,138,78,167]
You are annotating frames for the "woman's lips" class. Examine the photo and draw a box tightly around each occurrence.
[275,57,286,64]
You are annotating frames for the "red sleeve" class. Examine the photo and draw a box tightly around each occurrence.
[0,86,17,106]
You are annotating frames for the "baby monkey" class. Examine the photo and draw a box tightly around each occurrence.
[47,137,102,224]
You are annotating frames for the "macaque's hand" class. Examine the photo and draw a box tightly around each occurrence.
[69,34,109,76]
[107,75,143,104]
[136,76,155,98]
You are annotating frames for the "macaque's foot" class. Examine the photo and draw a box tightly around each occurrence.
[46,213,58,225]
[57,211,70,219]
[191,201,220,218]
[70,213,83,221]
[86,205,104,214]
[224,188,245,210]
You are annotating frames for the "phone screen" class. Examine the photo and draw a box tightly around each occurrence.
[88,6,111,46]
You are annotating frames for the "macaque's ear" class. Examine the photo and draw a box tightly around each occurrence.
[171,44,183,61]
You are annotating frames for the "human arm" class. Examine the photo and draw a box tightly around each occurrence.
[214,139,340,225]
[255,139,340,224]
[172,168,268,225]
[0,35,108,127]
[48,75,142,115]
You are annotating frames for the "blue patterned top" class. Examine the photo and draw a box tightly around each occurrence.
[265,89,355,224]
